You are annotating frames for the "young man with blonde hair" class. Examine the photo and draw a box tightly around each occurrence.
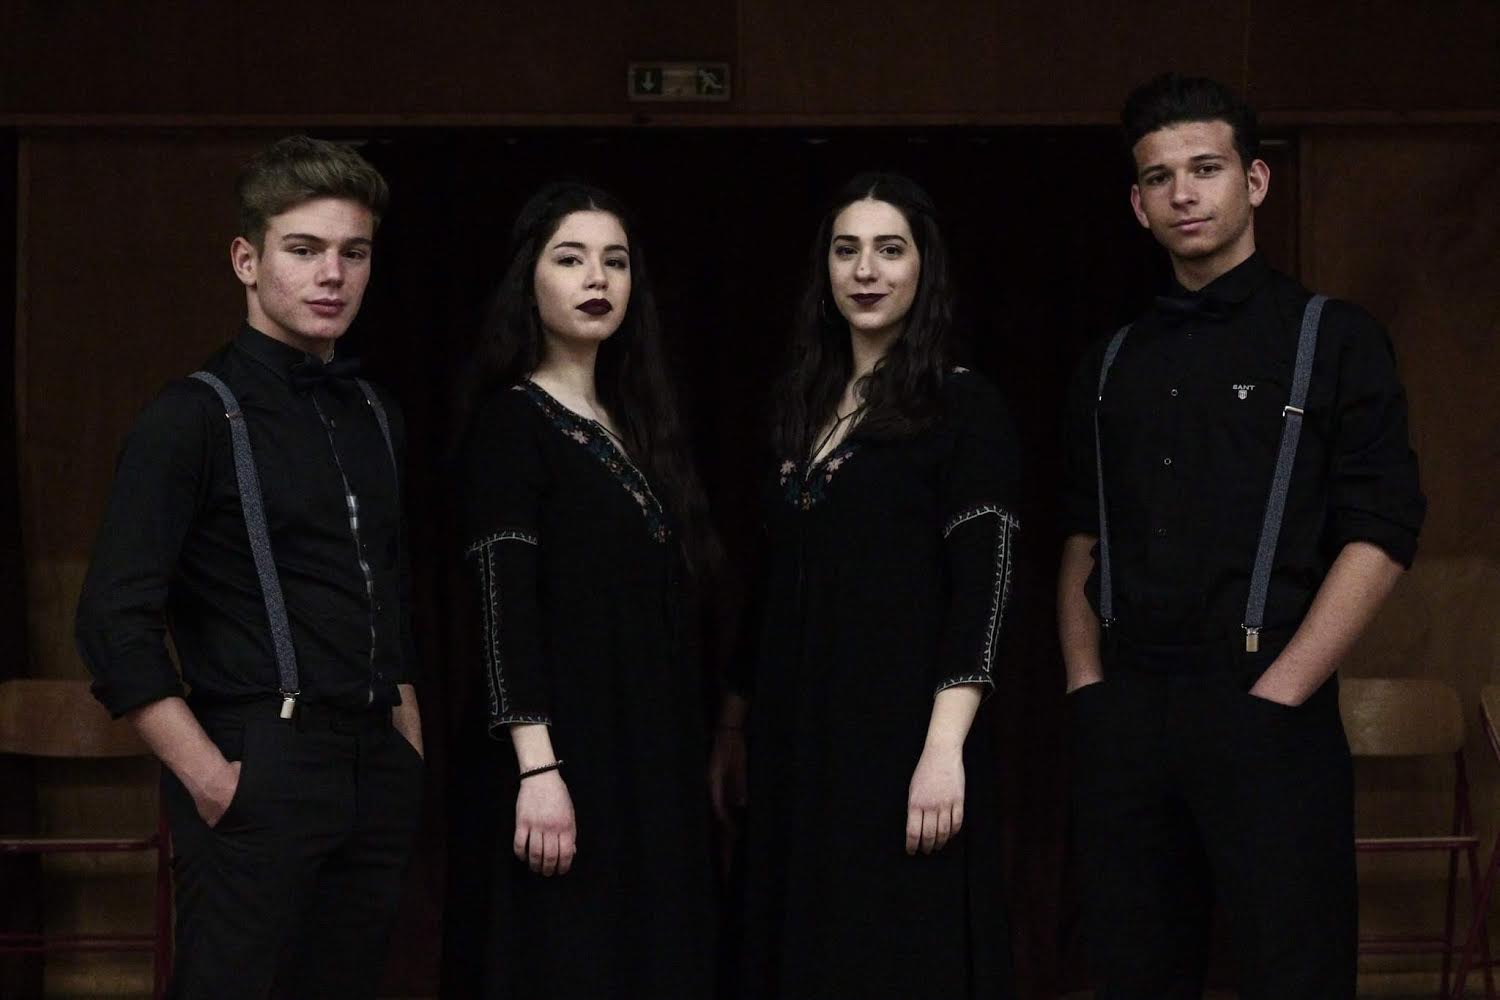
[78,135,423,998]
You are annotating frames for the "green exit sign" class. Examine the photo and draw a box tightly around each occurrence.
[628,62,731,102]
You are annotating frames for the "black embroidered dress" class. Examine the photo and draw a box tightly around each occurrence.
[462,381,714,999]
[735,371,1020,999]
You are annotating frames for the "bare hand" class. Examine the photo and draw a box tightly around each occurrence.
[196,759,242,829]
[397,729,425,759]
[515,771,576,876]
[906,745,964,855]
[393,683,424,758]
[708,727,748,831]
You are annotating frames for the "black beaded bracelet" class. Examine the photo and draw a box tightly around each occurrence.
[519,760,563,781]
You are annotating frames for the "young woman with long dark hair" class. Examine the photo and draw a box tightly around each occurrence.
[460,182,715,998]
[711,172,1020,998]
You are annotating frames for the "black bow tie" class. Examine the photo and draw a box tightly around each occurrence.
[289,356,361,392]
[1154,293,1230,324]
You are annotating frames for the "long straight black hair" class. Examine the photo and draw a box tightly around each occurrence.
[461,181,718,576]
[771,171,958,459]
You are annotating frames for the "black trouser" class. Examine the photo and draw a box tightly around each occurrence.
[1068,635,1356,1000]
[162,699,424,1000]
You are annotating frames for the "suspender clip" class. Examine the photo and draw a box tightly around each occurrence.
[1282,405,1305,418]
[279,691,300,720]
[1243,626,1260,653]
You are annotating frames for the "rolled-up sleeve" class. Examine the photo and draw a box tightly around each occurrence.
[1060,338,1108,540]
[75,384,210,718]
[1325,303,1425,566]
[462,391,554,736]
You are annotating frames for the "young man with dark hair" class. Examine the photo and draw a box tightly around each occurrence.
[1059,73,1425,998]
[76,135,424,999]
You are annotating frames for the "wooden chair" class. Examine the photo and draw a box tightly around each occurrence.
[1342,677,1495,1000]
[0,679,170,999]
[1449,685,1500,998]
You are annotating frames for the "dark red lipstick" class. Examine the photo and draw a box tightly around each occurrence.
[850,293,887,306]
[577,299,613,315]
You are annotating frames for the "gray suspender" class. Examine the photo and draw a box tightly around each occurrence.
[189,371,397,718]
[1242,295,1327,650]
[1094,325,1132,628]
[1093,294,1328,651]
[353,377,398,474]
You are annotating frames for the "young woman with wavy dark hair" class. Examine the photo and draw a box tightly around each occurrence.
[459,182,714,998]
[712,172,1020,998]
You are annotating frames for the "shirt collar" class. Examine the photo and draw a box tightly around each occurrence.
[233,323,329,383]
[1168,251,1271,308]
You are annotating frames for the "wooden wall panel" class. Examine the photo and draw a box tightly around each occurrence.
[1248,1,1500,113]
[983,1,1247,117]
[3,2,1495,121]
[3,1,736,118]
[2,127,23,678]
[737,0,1248,116]
[15,134,263,995]
[1300,125,1500,976]
[1299,128,1500,560]
[738,0,1006,114]
[4,3,242,115]
[226,1,736,117]
[18,134,261,679]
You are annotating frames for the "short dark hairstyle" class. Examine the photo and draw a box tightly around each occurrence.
[772,171,957,459]
[1121,73,1260,167]
[235,135,389,250]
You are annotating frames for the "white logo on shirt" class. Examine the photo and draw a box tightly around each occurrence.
[1233,383,1256,400]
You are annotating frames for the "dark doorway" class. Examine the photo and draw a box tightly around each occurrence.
[342,127,1297,998]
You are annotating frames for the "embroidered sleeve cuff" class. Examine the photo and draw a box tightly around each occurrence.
[469,528,551,738]
[939,505,1018,702]
[465,529,540,554]
[487,713,552,740]
[934,673,997,698]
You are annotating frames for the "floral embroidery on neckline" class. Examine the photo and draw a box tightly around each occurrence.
[515,381,670,543]
[779,441,859,510]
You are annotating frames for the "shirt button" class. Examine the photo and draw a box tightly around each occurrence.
[1162,457,1173,466]
[1170,388,1179,397]
[1155,527,1167,537]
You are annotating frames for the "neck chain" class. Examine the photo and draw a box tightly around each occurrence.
[811,405,862,464]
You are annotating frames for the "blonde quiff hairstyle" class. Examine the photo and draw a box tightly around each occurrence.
[236,135,390,251]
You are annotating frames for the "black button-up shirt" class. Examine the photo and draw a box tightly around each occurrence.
[77,325,416,717]
[1061,253,1425,644]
